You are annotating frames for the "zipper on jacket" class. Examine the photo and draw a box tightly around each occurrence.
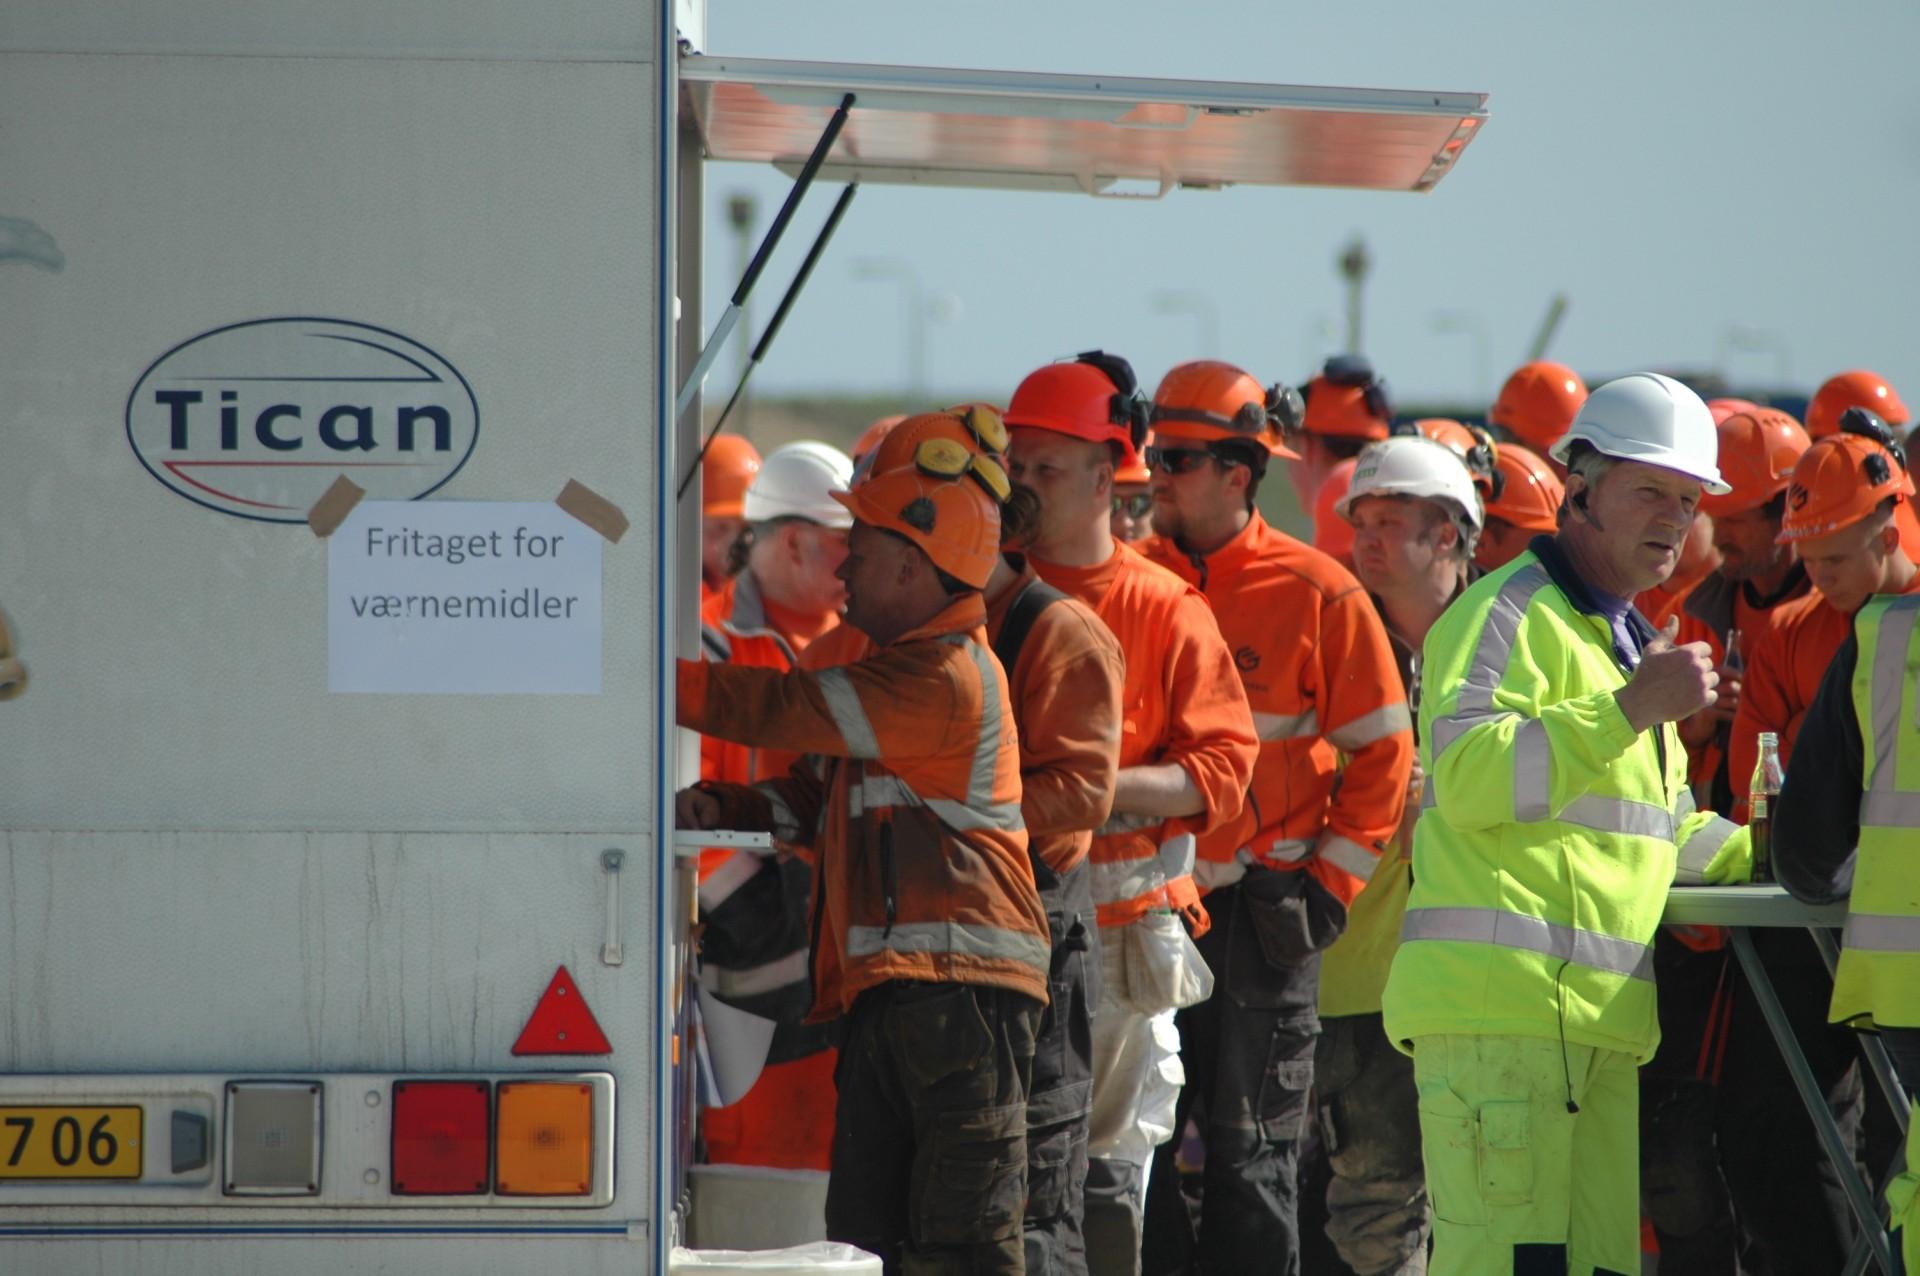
[1184,545,1209,592]
[880,820,897,940]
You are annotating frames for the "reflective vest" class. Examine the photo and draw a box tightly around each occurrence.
[1145,514,1413,909]
[679,592,1050,1017]
[1833,594,1920,1030]
[1380,545,1751,1061]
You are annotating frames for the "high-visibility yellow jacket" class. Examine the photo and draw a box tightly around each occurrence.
[1381,539,1751,1062]
[1832,594,1920,1030]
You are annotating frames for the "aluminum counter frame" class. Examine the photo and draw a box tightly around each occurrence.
[1664,886,1909,1274]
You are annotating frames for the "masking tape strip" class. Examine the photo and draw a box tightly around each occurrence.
[556,479,630,544]
[307,475,366,538]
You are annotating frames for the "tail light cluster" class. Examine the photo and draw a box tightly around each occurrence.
[387,1080,595,1197]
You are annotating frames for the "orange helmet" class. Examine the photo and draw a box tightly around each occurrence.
[1776,410,1915,543]
[1484,443,1564,533]
[1149,360,1303,459]
[1003,351,1151,464]
[701,435,762,517]
[1807,370,1909,438]
[1312,459,1358,558]
[1113,440,1152,487]
[1489,361,1587,453]
[1698,408,1810,519]
[851,415,906,466]
[1396,418,1496,495]
[833,449,1002,589]
[1300,355,1393,441]
[1707,397,1760,426]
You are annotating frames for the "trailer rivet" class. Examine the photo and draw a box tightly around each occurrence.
[366,1091,382,1107]
[364,1169,381,1185]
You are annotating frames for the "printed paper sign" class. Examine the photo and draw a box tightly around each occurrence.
[329,501,602,694]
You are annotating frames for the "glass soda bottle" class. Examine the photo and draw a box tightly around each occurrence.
[1749,730,1783,883]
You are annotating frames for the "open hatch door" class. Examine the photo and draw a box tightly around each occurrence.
[681,55,1487,197]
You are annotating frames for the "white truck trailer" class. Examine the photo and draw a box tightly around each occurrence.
[0,3,1485,1270]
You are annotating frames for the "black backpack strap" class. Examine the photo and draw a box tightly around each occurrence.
[993,578,1068,675]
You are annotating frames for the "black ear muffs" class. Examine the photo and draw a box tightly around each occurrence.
[1309,354,1394,426]
[1840,406,1907,472]
[1075,349,1151,451]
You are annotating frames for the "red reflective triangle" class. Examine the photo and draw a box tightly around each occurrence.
[511,966,612,1056]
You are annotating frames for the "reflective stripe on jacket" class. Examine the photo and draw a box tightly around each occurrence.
[1380,542,1750,1062]
[1030,543,1258,929]
[1144,513,1413,910]
[1833,594,1920,1030]
[678,592,1050,1017]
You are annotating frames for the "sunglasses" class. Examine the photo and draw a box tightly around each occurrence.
[1144,445,1219,475]
[1112,493,1154,520]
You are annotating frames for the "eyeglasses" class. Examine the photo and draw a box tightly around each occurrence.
[1144,445,1217,475]
[1112,493,1153,520]
[914,435,1012,502]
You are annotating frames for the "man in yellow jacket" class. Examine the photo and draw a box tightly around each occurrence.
[1380,373,1753,1275]
[1775,590,1920,1274]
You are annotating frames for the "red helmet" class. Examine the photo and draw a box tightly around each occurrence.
[1777,410,1914,543]
[1807,370,1909,439]
[1300,355,1393,441]
[1489,361,1587,453]
[1003,351,1150,464]
[1698,408,1810,519]
[1484,444,1564,533]
[1149,360,1302,459]
[701,435,762,518]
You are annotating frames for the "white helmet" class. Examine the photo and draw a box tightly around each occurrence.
[743,441,855,527]
[1550,372,1729,494]
[1337,436,1483,545]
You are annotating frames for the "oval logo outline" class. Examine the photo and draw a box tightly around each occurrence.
[125,316,480,524]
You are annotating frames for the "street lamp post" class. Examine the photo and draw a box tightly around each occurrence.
[1338,236,1372,353]
[725,192,759,429]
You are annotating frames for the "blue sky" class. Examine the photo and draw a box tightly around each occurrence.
[697,1,1920,409]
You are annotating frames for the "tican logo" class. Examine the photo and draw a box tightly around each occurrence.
[1234,645,1261,673]
[1788,483,1810,511]
[125,317,479,524]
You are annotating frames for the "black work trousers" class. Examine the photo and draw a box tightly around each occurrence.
[1141,869,1332,1276]
[1025,859,1100,1276]
[827,981,1044,1276]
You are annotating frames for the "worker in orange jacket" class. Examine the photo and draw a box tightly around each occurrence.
[1003,351,1259,1276]
[1637,406,1813,1269]
[806,407,1126,1276]
[1710,410,1920,1272]
[691,440,854,1175]
[1111,446,1155,544]
[1134,360,1414,1275]
[699,434,761,607]
[678,440,1049,1274]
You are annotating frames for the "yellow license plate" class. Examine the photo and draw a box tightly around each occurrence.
[0,1106,143,1179]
